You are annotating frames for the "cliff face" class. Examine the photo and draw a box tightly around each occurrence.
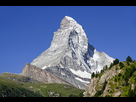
[83,65,122,97]
[20,63,72,85]
[83,61,136,97]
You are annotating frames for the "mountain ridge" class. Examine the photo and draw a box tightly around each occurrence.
[20,62,72,85]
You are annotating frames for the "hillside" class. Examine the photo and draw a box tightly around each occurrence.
[0,73,42,97]
[0,72,84,97]
[84,57,136,97]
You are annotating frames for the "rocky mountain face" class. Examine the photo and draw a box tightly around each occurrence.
[83,61,136,97]
[20,63,71,85]
[31,16,114,89]
[83,65,122,97]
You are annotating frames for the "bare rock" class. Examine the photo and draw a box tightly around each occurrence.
[20,63,71,85]
[83,77,98,97]
[113,91,121,97]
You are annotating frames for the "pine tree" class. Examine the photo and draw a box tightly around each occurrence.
[102,80,107,91]
[113,59,119,65]
[126,56,133,62]
[95,71,99,78]
[100,70,103,73]
[119,62,125,69]
[109,63,113,69]
[91,72,95,78]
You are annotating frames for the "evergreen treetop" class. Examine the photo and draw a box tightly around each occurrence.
[126,56,133,62]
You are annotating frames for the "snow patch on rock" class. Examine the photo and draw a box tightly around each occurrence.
[69,68,91,79]
[75,77,90,84]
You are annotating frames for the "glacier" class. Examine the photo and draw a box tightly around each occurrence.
[31,16,114,89]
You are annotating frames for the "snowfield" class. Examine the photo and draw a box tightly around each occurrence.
[69,68,91,79]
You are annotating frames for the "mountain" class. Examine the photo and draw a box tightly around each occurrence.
[31,16,114,89]
[83,60,136,97]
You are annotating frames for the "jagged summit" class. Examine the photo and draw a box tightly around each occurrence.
[60,16,77,29]
[65,16,76,22]
[31,16,114,89]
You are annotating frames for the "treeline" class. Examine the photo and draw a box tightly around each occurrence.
[91,65,108,78]
[109,56,133,69]
[91,56,133,79]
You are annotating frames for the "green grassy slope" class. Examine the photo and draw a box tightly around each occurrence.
[0,73,84,97]
[0,77,43,97]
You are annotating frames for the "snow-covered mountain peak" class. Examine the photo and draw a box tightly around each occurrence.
[31,16,114,89]
[60,16,87,43]
[60,16,79,29]
[65,16,77,23]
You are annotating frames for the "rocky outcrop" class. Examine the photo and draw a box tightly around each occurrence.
[47,90,61,97]
[83,65,123,97]
[83,77,98,97]
[45,66,90,89]
[20,63,72,85]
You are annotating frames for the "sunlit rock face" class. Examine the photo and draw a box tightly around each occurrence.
[31,16,114,89]
[20,63,71,85]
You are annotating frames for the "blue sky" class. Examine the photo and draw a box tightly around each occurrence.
[0,6,136,74]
